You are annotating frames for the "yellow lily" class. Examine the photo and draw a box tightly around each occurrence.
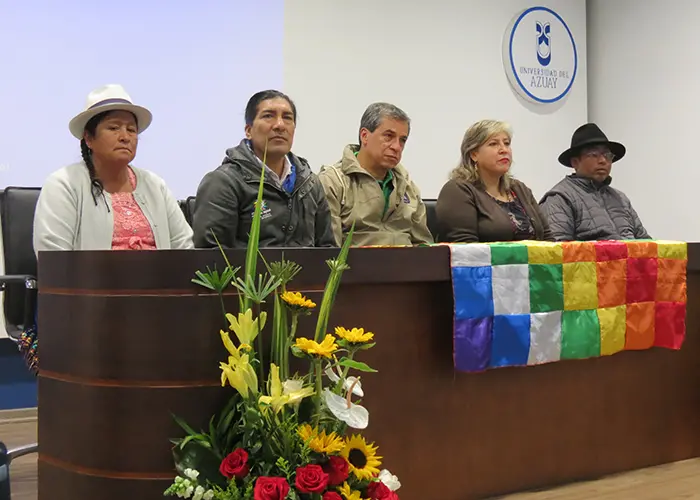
[226,309,267,346]
[259,364,314,414]
[220,359,249,398]
[219,352,258,399]
[220,329,242,359]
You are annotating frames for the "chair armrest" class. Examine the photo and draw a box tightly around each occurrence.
[0,274,37,338]
[7,443,38,462]
[0,275,36,289]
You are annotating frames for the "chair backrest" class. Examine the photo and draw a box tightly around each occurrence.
[178,199,188,222]
[1,187,40,330]
[185,196,196,227]
[423,198,438,242]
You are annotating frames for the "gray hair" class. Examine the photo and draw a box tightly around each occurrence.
[358,102,411,143]
[450,119,514,192]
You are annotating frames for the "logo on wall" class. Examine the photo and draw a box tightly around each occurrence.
[503,6,577,104]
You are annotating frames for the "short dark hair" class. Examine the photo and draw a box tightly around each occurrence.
[244,90,297,126]
[358,102,410,144]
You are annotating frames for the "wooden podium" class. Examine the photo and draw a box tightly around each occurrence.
[36,246,700,500]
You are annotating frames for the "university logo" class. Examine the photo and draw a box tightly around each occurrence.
[502,6,577,104]
[253,200,273,220]
[536,21,551,66]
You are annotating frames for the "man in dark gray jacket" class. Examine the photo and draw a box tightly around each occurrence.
[193,90,335,248]
[539,123,650,241]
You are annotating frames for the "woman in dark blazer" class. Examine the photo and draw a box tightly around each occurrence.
[436,120,552,243]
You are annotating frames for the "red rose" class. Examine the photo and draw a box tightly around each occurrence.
[295,464,329,494]
[367,481,399,500]
[322,456,349,486]
[323,493,343,500]
[254,477,290,500]
[219,448,249,479]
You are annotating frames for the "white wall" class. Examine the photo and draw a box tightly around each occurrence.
[588,0,699,241]
[283,0,588,200]
[0,0,284,200]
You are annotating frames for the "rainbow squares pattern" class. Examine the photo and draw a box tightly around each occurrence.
[449,240,688,372]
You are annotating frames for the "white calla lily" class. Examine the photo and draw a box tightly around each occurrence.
[323,388,369,429]
[324,364,364,397]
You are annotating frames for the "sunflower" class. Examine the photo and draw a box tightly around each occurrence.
[335,327,374,344]
[294,335,338,358]
[297,424,345,454]
[281,291,317,311]
[338,482,363,500]
[341,435,382,481]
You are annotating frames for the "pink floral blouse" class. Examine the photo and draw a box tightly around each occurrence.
[111,168,157,250]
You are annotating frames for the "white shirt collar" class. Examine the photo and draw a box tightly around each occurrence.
[248,144,292,185]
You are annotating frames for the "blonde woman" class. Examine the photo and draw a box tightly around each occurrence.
[436,120,552,243]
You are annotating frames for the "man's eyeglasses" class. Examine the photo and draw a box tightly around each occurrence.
[582,150,615,162]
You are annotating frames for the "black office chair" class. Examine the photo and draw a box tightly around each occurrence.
[0,187,39,340]
[424,198,439,242]
[178,199,188,224]
[0,187,41,500]
[185,195,196,227]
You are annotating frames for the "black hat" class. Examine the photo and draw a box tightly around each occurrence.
[558,123,626,167]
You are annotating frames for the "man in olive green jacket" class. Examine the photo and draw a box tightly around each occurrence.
[318,103,433,247]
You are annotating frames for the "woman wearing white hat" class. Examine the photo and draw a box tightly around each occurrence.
[33,84,193,253]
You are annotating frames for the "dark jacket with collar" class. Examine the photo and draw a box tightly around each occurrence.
[539,174,650,241]
[436,177,552,243]
[193,140,335,248]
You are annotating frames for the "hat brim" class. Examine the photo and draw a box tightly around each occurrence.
[69,103,153,140]
[558,139,626,167]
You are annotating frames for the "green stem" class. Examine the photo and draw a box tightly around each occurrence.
[314,273,340,343]
[271,293,280,370]
[284,313,299,380]
[333,348,357,394]
[254,302,264,384]
[313,360,323,426]
[218,292,228,331]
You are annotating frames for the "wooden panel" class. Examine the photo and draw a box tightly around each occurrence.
[38,377,227,473]
[38,460,171,500]
[38,294,232,381]
[37,246,451,292]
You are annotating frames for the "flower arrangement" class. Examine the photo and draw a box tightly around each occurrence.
[164,144,401,500]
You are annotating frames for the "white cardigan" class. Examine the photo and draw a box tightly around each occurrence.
[33,161,194,255]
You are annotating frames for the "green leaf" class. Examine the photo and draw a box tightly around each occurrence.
[314,223,355,342]
[172,441,226,488]
[250,440,263,455]
[244,407,262,426]
[178,435,197,449]
[172,414,199,436]
[191,275,215,290]
[338,357,377,373]
[358,342,376,350]
[209,415,216,438]
[216,395,240,432]
[218,405,239,435]
[242,138,268,311]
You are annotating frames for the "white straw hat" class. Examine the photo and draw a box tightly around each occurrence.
[68,84,153,139]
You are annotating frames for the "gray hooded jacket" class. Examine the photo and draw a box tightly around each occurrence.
[539,174,650,241]
[193,140,335,248]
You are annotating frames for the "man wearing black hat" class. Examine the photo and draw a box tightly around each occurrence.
[539,123,650,241]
